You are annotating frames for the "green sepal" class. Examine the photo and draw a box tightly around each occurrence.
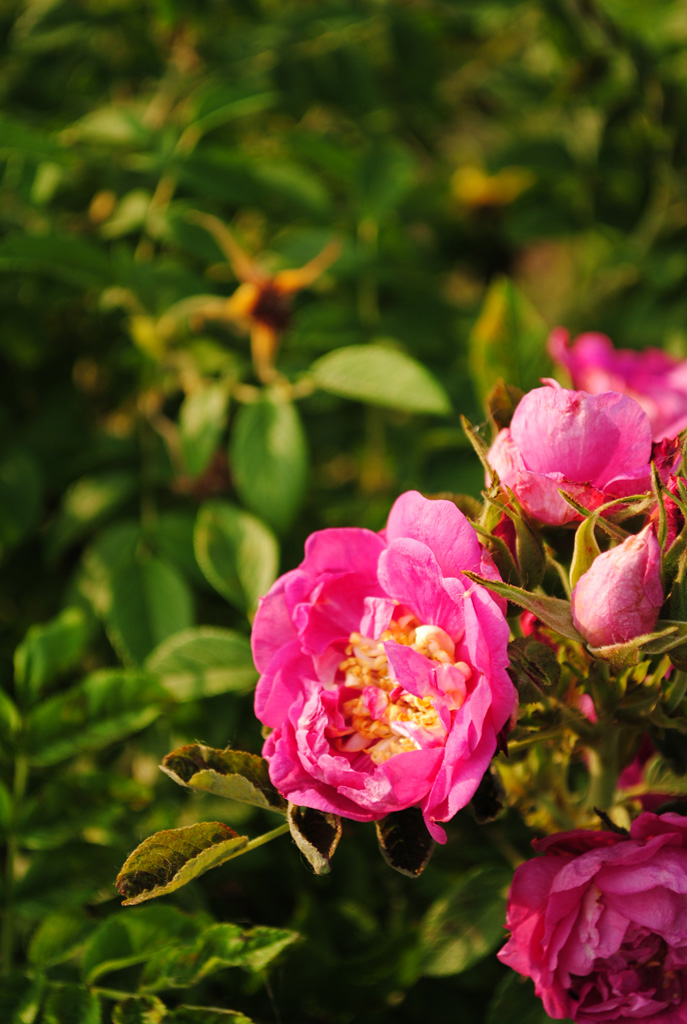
[374,806,435,877]
[287,803,342,875]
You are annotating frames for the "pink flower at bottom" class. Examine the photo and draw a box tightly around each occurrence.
[251,490,516,842]
[498,813,687,1022]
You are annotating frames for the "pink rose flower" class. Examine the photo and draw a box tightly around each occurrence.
[252,490,516,842]
[550,328,687,442]
[571,525,664,648]
[498,812,687,1022]
[488,381,658,525]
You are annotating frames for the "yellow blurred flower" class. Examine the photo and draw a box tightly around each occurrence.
[452,165,535,208]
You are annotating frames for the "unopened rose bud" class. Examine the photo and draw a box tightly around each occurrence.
[571,525,663,648]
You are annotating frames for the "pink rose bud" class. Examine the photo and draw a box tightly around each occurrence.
[571,525,663,647]
[488,380,660,526]
[549,326,687,441]
[498,812,687,1022]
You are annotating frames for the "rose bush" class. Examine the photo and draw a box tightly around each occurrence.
[488,380,663,525]
[251,490,516,841]
[549,328,687,442]
[498,812,687,1022]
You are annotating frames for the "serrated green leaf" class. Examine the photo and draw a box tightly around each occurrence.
[375,807,435,878]
[106,556,194,666]
[180,383,230,477]
[41,982,102,1024]
[462,571,583,642]
[116,822,249,906]
[420,864,511,976]
[112,996,167,1024]
[287,804,342,875]
[194,500,278,614]
[83,905,205,985]
[161,744,286,812]
[145,628,257,701]
[140,923,299,990]
[14,606,91,704]
[25,669,166,766]
[28,910,95,969]
[310,343,451,415]
[230,395,308,533]
[47,471,137,561]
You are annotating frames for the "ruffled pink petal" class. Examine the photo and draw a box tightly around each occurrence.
[294,571,386,655]
[302,527,385,579]
[377,538,466,639]
[251,568,301,673]
[385,490,483,577]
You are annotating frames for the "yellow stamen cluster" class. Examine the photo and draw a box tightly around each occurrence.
[334,619,470,764]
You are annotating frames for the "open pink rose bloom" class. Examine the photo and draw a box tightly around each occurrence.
[252,490,516,841]
[488,381,662,525]
[498,812,687,1023]
[550,328,687,442]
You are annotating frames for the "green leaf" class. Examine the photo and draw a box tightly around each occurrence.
[375,807,435,878]
[161,744,287,813]
[0,114,70,162]
[420,864,511,976]
[357,143,416,220]
[486,972,570,1024]
[145,628,257,701]
[76,520,142,616]
[25,669,166,766]
[570,516,601,590]
[41,983,102,1024]
[462,571,583,642]
[310,343,451,416]
[194,500,279,614]
[507,637,561,704]
[82,906,204,985]
[167,1009,253,1024]
[287,804,342,875]
[47,471,137,561]
[0,970,45,1023]
[28,910,95,969]
[116,822,249,906]
[106,556,194,666]
[140,923,299,990]
[0,447,42,556]
[230,395,308,533]
[14,606,92,704]
[0,233,110,288]
[0,689,21,743]
[112,996,167,1024]
[180,382,230,477]
[468,276,548,406]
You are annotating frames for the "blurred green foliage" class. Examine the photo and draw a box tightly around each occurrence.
[0,0,685,1020]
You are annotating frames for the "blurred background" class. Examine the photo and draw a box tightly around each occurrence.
[0,1,686,1022]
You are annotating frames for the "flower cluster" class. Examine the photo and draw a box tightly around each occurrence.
[249,328,687,1023]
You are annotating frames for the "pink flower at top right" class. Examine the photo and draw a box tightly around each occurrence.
[550,327,687,441]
